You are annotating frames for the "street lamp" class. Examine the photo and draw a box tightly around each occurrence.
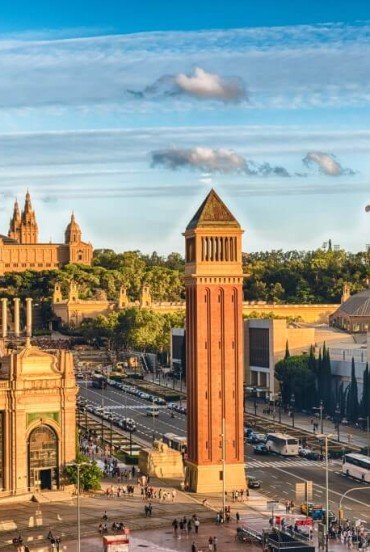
[358,416,370,456]
[253,386,257,416]
[278,392,282,424]
[317,433,333,552]
[290,393,295,428]
[334,403,341,442]
[66,461,88,552]
[339,486,370,523]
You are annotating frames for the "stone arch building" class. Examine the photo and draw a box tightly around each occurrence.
[0,342,77,496]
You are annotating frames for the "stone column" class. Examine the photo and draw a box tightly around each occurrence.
[1,298,7,338]
[13,298,20,338]
[25,298,32,337]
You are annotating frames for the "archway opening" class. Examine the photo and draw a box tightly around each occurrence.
[28,425,58,491]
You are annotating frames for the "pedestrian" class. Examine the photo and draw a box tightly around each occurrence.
[208,536,213,550]
[194,518,200,534]
[191,542,197,552]
[213,536,218,551]
[172,518,179,536]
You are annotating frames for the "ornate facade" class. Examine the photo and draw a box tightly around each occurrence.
[0,346,77,496]
[0,192,93,274]
[0,299,77,497]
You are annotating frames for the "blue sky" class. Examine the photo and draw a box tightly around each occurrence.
[1,1,370,254]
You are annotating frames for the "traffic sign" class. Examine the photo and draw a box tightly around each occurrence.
[295,482,305,501]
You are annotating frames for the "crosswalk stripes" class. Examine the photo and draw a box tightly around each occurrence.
[246,458,341,469]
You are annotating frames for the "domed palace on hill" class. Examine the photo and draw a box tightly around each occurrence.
[0,192,92,274]
[329,284,370,333]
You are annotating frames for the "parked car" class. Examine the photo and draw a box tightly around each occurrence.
[305,451,321,461]
[253,444,269,455]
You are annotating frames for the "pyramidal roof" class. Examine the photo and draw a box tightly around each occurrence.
[186,189,240,230]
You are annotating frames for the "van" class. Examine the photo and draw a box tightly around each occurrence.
[146,406,160,417]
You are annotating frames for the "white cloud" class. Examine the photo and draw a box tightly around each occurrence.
[174,67,246,101]
[151,147,249,173]
[303,151,355,176]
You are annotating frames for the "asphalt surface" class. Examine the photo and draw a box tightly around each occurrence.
[79,383,187,443]
[79,381,370,524]
[245,443,370,524]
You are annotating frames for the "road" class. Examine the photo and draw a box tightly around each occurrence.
[246,444,370,524]
[79,382,186,443]
[79,381,370,523]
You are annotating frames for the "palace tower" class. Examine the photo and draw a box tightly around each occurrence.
[184,189,246,492]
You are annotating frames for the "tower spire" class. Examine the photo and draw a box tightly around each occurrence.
[19,191,38,243]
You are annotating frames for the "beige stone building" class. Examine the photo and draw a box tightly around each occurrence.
[0,299,77,497]
[0,192,92,274]
[244,318,353,396]
[0,346,77,496]
[51,281,184,326]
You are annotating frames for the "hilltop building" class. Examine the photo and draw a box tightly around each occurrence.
[0,192,92,274]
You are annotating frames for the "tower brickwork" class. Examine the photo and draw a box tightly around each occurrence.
[184,189,246,492]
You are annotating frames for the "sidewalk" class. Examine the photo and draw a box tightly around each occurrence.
[245,401,369,449]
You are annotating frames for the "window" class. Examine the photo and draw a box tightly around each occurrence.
[249,328,270,368]
[186,238,195,262]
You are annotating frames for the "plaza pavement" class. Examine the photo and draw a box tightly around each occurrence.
[0,476,361,551]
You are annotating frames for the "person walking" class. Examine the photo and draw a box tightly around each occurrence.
[213,536,218,551]
[172,518,179,536]
[191,542,197,552]
[194,518,200,534]
[236,512,240,523]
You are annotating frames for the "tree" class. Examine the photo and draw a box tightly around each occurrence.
[360,363,370,419]
[284,340,290,360]
[63,456,103,491]
[275,355,316,411]
[347,357,359,423]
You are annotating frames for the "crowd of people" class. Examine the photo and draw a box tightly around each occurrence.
[328,521,369,549]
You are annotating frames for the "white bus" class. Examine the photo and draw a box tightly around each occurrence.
[342,453,370,483]
[266,433,299,456]
[163,433,187,454]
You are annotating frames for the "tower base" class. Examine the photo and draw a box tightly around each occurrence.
[185,461,246,493]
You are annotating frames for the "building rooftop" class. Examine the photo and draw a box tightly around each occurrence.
[186,189,240,230]
[335,288,370,317]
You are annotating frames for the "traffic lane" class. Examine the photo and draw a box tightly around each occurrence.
[79,383,187,428]
[80,386,173,442]
[79,386,187,442]
[279,465,370,519]
[251,462,370,523]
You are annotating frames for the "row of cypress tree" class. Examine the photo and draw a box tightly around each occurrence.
[276,343,370,424]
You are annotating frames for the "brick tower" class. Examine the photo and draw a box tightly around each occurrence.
[184,189,246,493]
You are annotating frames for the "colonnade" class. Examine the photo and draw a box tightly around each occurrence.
[0,297,32,338]
[201,235,238,262]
